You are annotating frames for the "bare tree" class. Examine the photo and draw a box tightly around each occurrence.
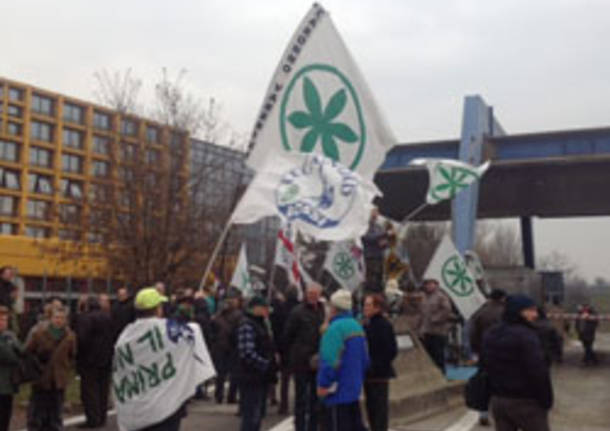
[87,68,241,288]
[474,221,522,267]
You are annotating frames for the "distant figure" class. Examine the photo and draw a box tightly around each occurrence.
[420,279,453,373]
[534,307,563,366]
[317,289,369,431]
[481,295,553,431]
[576,304,599,366]
[361,208,388,290]
[111,287,135,343]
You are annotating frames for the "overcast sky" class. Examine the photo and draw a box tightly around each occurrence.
[2,0,610,281]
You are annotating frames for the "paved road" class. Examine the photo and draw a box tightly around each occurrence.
[53,333,610,431]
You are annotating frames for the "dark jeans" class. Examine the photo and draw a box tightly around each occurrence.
[215,360,238,403]
[491,396,550,431]
[582,340,598,364]
[279,367,291,413]
[0,394,13,431]
[27,388,64,431]
[294,372,318,431]
[80,366,111,426]
[364,380,389,431]
[423,334,447,373]
[323,401,367,431]
[239,382,267,431]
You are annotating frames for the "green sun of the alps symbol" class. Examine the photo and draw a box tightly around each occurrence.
[333,251,355,280]
[280,64,366,170]
[287,76,358,162]
[430,165,480,202]
[441,256,474,297]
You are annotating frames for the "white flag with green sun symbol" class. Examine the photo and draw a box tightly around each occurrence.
[246,3,396,181]
[230,244,253,296]
[324,240,365,292]
[423,235,485,319]
[410,158,491,205]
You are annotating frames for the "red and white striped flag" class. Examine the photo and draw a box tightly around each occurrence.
[275,226,302,286]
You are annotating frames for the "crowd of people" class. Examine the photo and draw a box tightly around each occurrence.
[0,256,605,431]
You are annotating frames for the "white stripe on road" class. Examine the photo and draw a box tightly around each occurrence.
[268,416,294,431]
[443,411,479,431]
[16,409,117,431]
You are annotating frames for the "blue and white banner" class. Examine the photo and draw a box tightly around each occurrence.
[232,152,380,241]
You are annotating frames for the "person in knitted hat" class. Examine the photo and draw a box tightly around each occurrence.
[317,289,369,431]
[481,294,553,431]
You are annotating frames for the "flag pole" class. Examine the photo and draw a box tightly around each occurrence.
[198,221,233,292]
[401,202,428,223]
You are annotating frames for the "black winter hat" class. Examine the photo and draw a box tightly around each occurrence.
[505,294,536,315]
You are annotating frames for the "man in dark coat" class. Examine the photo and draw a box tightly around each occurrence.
[363,293,398,431]
[76,296,115,428]
[235,296,278,431]
[575,304,599,365]
[283,283,325,431]
[481,294,553,431]
[111,287,135,343]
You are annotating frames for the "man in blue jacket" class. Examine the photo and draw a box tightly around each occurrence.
[317,289,369,431]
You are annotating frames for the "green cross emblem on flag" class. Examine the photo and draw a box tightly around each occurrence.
[332,251,355,280]
[441,255,475,297]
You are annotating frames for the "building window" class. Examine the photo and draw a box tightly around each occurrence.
[62,128,83,149]
[146,127,158,143]
[58,229,80,241]
[63,103,84,124]
[60,179,83,200]
[59,204,80,224]
[7,105,22,118]
[122,144,137,162]
[61,154,82,173]
[93,135,110,155]
[30,121,53,142]
[27,199,50,220]
[8,88,23,102]
[91,160,109,177]
[0,223,16,236]
[88,183,109,203]
[93,111,111,130]
[28,173,53,195]
[121,119,137,136]
[0,196,17,216]
[29,147,53,168]
[31,94,55,116]
[7,122,22,137]
[0,168,20,190]
[0,141,18,162]
[119,167,134,182]
[146,149,160,164]
[25,225,49,238]
[87,232,103,244]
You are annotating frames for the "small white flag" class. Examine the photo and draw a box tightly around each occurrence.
[324,240,365,292]
[232,152,380,242]
[247,3,396,180]
[410,158,490,205]
[230,244,252,295]
[423,235,486,319]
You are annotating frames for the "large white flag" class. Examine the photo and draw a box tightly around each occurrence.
[410,158,490,205]
[232,152,380,241]
[231,244,252,295]
[247,3,396,180]
[113,318,215,431]
[324,240,365,291]
[423,235,485,319]
[274,226,302,286]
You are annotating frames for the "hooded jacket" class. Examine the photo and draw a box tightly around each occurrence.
[481,306,554,410]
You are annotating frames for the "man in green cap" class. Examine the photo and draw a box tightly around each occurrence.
[234,295,278,431]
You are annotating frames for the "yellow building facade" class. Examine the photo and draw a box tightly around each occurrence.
[0,78,186,298]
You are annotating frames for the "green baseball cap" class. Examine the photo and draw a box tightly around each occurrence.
[135,287,168,310]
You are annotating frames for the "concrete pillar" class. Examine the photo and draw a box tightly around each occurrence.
[520,216,535,269]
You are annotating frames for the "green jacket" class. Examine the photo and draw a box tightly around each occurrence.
[0,330,22,394]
